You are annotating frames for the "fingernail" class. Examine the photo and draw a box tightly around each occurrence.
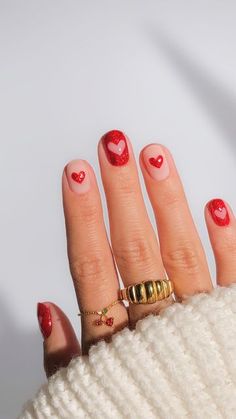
[37,302,52,339]
[207,198,230,226]
[65,160,90,194]
[142,144,170,181]
[102,130,129,166]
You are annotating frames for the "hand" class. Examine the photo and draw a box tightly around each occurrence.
[37,130,236,378]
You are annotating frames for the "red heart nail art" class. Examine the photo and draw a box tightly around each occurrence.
[102,130,129,166]
[149,155,163,168]
[107,140,126,156]
[71,171,86,184]
[207,199,230,226]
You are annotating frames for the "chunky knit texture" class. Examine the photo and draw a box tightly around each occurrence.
[19,283,236,419]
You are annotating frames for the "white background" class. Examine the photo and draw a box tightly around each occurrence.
[1,1,236,417]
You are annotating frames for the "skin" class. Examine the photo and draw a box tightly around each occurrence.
[39,133,236,378]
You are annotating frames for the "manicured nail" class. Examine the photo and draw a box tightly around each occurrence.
[65,160,90,194]
[102,130,129,166]
[37,303,52,339]
[207,198,230,226]
[142,144,170,181]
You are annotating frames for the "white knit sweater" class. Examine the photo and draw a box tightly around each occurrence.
[19,283,236,419]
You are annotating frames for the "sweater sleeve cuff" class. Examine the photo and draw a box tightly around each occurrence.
[19,283,236,419]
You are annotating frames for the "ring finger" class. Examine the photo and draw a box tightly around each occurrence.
[140,143,213,300]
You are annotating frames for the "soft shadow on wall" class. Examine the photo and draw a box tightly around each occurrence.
[0,296,44,418]
[150,27,236,150]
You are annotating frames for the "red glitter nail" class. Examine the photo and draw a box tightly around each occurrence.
[149,155,164,168]
[207,199,230,227]
[71,171,86,184]
[37,303,52,339]
[102,130,129,166]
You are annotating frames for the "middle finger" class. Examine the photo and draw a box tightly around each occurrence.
[98,130,174,326]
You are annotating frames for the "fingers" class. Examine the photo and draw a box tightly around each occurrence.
[98,130,174,327]
[62,159,128,354]
[37,302,80,378]
[205,198,236,286]
[60,135,233,359]
[140,143,213,301]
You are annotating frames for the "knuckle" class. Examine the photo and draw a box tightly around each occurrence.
[162,195,180,208]
[115,237,153,268]
[157,187,182,208]
[70,255,107,285]
[81,203,100,224]
[163,245,200,274]
[70,204,99,225]
[116,173,137,197]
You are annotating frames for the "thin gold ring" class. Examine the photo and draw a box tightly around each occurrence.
[77,299,121,327]
[119,279,174,304]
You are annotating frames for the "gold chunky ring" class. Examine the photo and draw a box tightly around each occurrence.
[119,279,174,304]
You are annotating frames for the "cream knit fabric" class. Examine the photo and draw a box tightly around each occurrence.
[19,283,236,419]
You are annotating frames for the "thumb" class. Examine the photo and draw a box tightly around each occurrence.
[37,302,81,378]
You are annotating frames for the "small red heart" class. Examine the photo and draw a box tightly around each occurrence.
[105,317,114,327]
[149,155,163,168]
[71,171,86,183]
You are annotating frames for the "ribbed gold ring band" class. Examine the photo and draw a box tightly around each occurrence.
[119,279,174,304]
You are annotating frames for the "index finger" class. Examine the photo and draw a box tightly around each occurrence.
[62,159,128,353]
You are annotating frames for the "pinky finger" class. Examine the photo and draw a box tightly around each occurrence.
[205,198,236,287]
[37,302,81,378]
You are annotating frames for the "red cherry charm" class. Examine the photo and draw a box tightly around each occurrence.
[105,317,114,327]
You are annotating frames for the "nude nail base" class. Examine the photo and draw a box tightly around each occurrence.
[65,160,90,194]
[142,144,170,181]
